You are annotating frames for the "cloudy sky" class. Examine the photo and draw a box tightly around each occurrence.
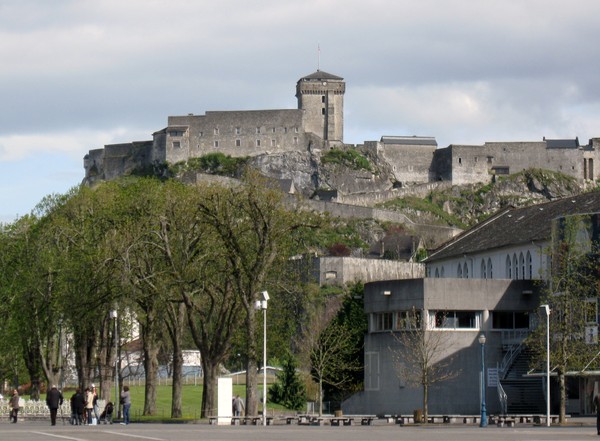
[1,0,599,222]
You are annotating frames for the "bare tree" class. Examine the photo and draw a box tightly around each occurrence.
[390,308,461,422]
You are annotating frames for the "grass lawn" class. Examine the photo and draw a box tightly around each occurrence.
[125,383,287,421]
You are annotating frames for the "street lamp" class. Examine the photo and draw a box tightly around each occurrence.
[110,310,119,418]
[254,291,269,426]
[478,333,487,427]
[541,304,551,427]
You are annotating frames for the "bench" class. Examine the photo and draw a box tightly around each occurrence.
[208,415,273,425]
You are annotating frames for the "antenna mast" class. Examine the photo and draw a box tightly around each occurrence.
[317,44,320,71]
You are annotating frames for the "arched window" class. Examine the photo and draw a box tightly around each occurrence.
[506,255,512,279]
[463,262,469,279]
[488,258,493,279]
[481,260,487,279]
[526,251,532,279]
[519,253,525,280]
[441,267,445,277]
[512,254,518,280]
[457,264,463,278]
[435,268,440,278]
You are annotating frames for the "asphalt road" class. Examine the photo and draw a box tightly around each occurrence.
[3,420,599,441]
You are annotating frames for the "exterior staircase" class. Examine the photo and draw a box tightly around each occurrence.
[500,348,546,414]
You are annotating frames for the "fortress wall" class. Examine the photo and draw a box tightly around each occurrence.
[164,109,306,163]
[446,144,497,185]
[379,143,437,184]
[83,148,106,183]
[338,182,453,207]
[316,256,425,285]
[102,141,153,180]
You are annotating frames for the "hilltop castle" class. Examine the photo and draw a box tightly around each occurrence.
[84,70,600,189]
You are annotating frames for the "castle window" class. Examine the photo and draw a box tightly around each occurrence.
[235,127,241,135]
[321,95,325,103]
[236,139,241,147]
[272,127,276,133]
[256,127,261,134]
[487,156,493,164]
[173,141,181,149]
[256,139,261,147]
[214,140,219,148]
[214,128,219,135]
[284,127,288,134]
[322,108,326,115]
[293,137,298,145]
[458,157,462,165]
[294,127,299,133]
[271,139,276,147]
[199,132,203,137]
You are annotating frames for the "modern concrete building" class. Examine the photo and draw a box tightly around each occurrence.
[343,190,600,417]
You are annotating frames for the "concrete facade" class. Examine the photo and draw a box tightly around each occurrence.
[343,278,540,415]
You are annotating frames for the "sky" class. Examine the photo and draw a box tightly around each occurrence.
[1,0,600,223]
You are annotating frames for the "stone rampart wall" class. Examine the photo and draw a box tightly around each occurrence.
[316,256,425,285]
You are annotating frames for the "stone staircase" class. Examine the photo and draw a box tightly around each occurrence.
[500,349,546,414]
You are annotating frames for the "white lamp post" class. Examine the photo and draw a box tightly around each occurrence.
[254,291,269,426]
[478,334,487,427]
[541,304,551,427]
[110,310,119,418]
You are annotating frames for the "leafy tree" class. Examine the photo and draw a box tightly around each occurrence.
[268,353,306,410]
[299,291,362,415]
[527,214,600,423]
[195,169,306,416]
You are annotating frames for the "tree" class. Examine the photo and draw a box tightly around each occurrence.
[268,353,306,410]
[390,308,461,422]
[527,214,600,424]
[299,292,362,415]
[195,169,304,416]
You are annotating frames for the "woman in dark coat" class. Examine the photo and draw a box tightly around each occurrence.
[70,388,85,425]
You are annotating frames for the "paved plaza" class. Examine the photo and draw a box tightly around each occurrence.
[3,419,600,441]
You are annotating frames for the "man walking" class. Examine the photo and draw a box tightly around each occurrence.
[46,385,64,426]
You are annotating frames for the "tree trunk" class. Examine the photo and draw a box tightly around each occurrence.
[423,382,429,423]
[559,371,566,424]
[201,361,219,418]
[171,332,184,418]
[319,378,323,416]
[141,318,160,416]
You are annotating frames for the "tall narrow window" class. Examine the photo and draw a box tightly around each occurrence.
[488,258,493,279]
[481,260,487,279]
[519,253,525,280]
[513,254,518,280]
[235,139,241,147]
[526,251,532,278]
[506,255,511,279]
[463,262,469,279]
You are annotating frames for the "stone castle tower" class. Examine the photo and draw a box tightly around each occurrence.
[296,70,345,144]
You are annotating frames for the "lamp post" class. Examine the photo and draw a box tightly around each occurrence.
[254,291,269,426]
[478,333,487,427]
[541,304,551,427]
[110,310,119,418]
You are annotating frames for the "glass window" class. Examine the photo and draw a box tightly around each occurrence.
[374,313,393,332]
[492,311,530,329]
[395,310,421,330]
[431,311,480,329]
[488,258,493,279]
[526,251,532,278]
[506,255,511,278]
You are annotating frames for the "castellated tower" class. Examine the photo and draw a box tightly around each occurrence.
[296,70,345,145]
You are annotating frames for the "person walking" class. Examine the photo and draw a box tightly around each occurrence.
[91,384,99,422]
[9,389,20,423]
[85,387,94,424]
[233,395,245,416]
[120,385,131,425]
[46,385,64,426]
